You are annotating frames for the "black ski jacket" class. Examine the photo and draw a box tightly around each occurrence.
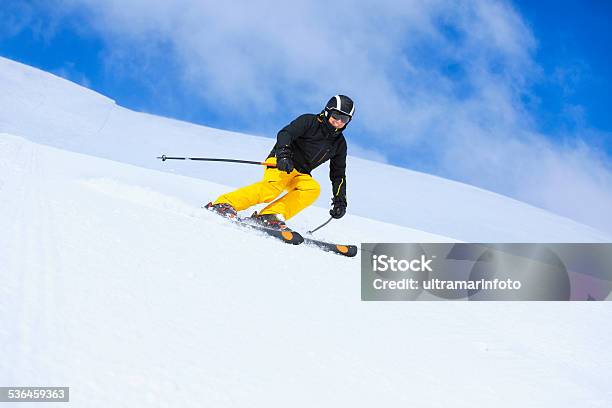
[269,113,347,201]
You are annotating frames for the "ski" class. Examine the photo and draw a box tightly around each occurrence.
[204,204,303,245]
[239,219,358,256]
[303,237,358,257]
[204,203,356,256]
[236,218,304,245]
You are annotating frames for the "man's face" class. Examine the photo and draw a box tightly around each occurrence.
[328,116,345,129]
[328,111,351,129]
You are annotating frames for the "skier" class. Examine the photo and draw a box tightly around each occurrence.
[205,94,353,230]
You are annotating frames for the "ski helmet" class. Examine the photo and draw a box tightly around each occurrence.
[324,95,355,123]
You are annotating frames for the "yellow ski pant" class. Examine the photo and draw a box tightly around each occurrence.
[213,157,320,220]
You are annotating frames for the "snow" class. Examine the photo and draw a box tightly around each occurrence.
[0,56,611,407]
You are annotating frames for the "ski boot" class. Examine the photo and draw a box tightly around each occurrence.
[248,211,288,230]
[204,202,238,220]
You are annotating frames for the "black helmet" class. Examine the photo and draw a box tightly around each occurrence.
[324,95,355,123]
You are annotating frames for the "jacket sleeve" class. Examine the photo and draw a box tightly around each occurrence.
[330,137,347,202]
[276,114,312,147]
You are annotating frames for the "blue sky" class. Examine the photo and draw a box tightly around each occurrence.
[515,0,612,143]
[1,0,611,231]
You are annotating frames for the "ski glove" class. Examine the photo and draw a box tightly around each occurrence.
[276,146,294,174]
[330,196,347,219]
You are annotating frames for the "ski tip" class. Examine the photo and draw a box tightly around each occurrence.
[336,244,358,257]
[282,230,304,245]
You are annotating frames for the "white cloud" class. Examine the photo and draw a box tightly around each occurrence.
[46,0,612,232]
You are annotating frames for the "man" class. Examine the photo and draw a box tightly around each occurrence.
[205,94,353,230]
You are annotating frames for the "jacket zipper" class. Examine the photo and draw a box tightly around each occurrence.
[314,149,329,165]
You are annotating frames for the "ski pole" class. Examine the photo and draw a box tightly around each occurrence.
[307,216,334,235]
[157,154,277,167]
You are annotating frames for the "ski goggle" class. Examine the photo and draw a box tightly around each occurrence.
[330,110,352,123]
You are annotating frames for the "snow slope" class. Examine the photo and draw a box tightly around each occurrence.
[1,57,612,407]
[2,134,612,407]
